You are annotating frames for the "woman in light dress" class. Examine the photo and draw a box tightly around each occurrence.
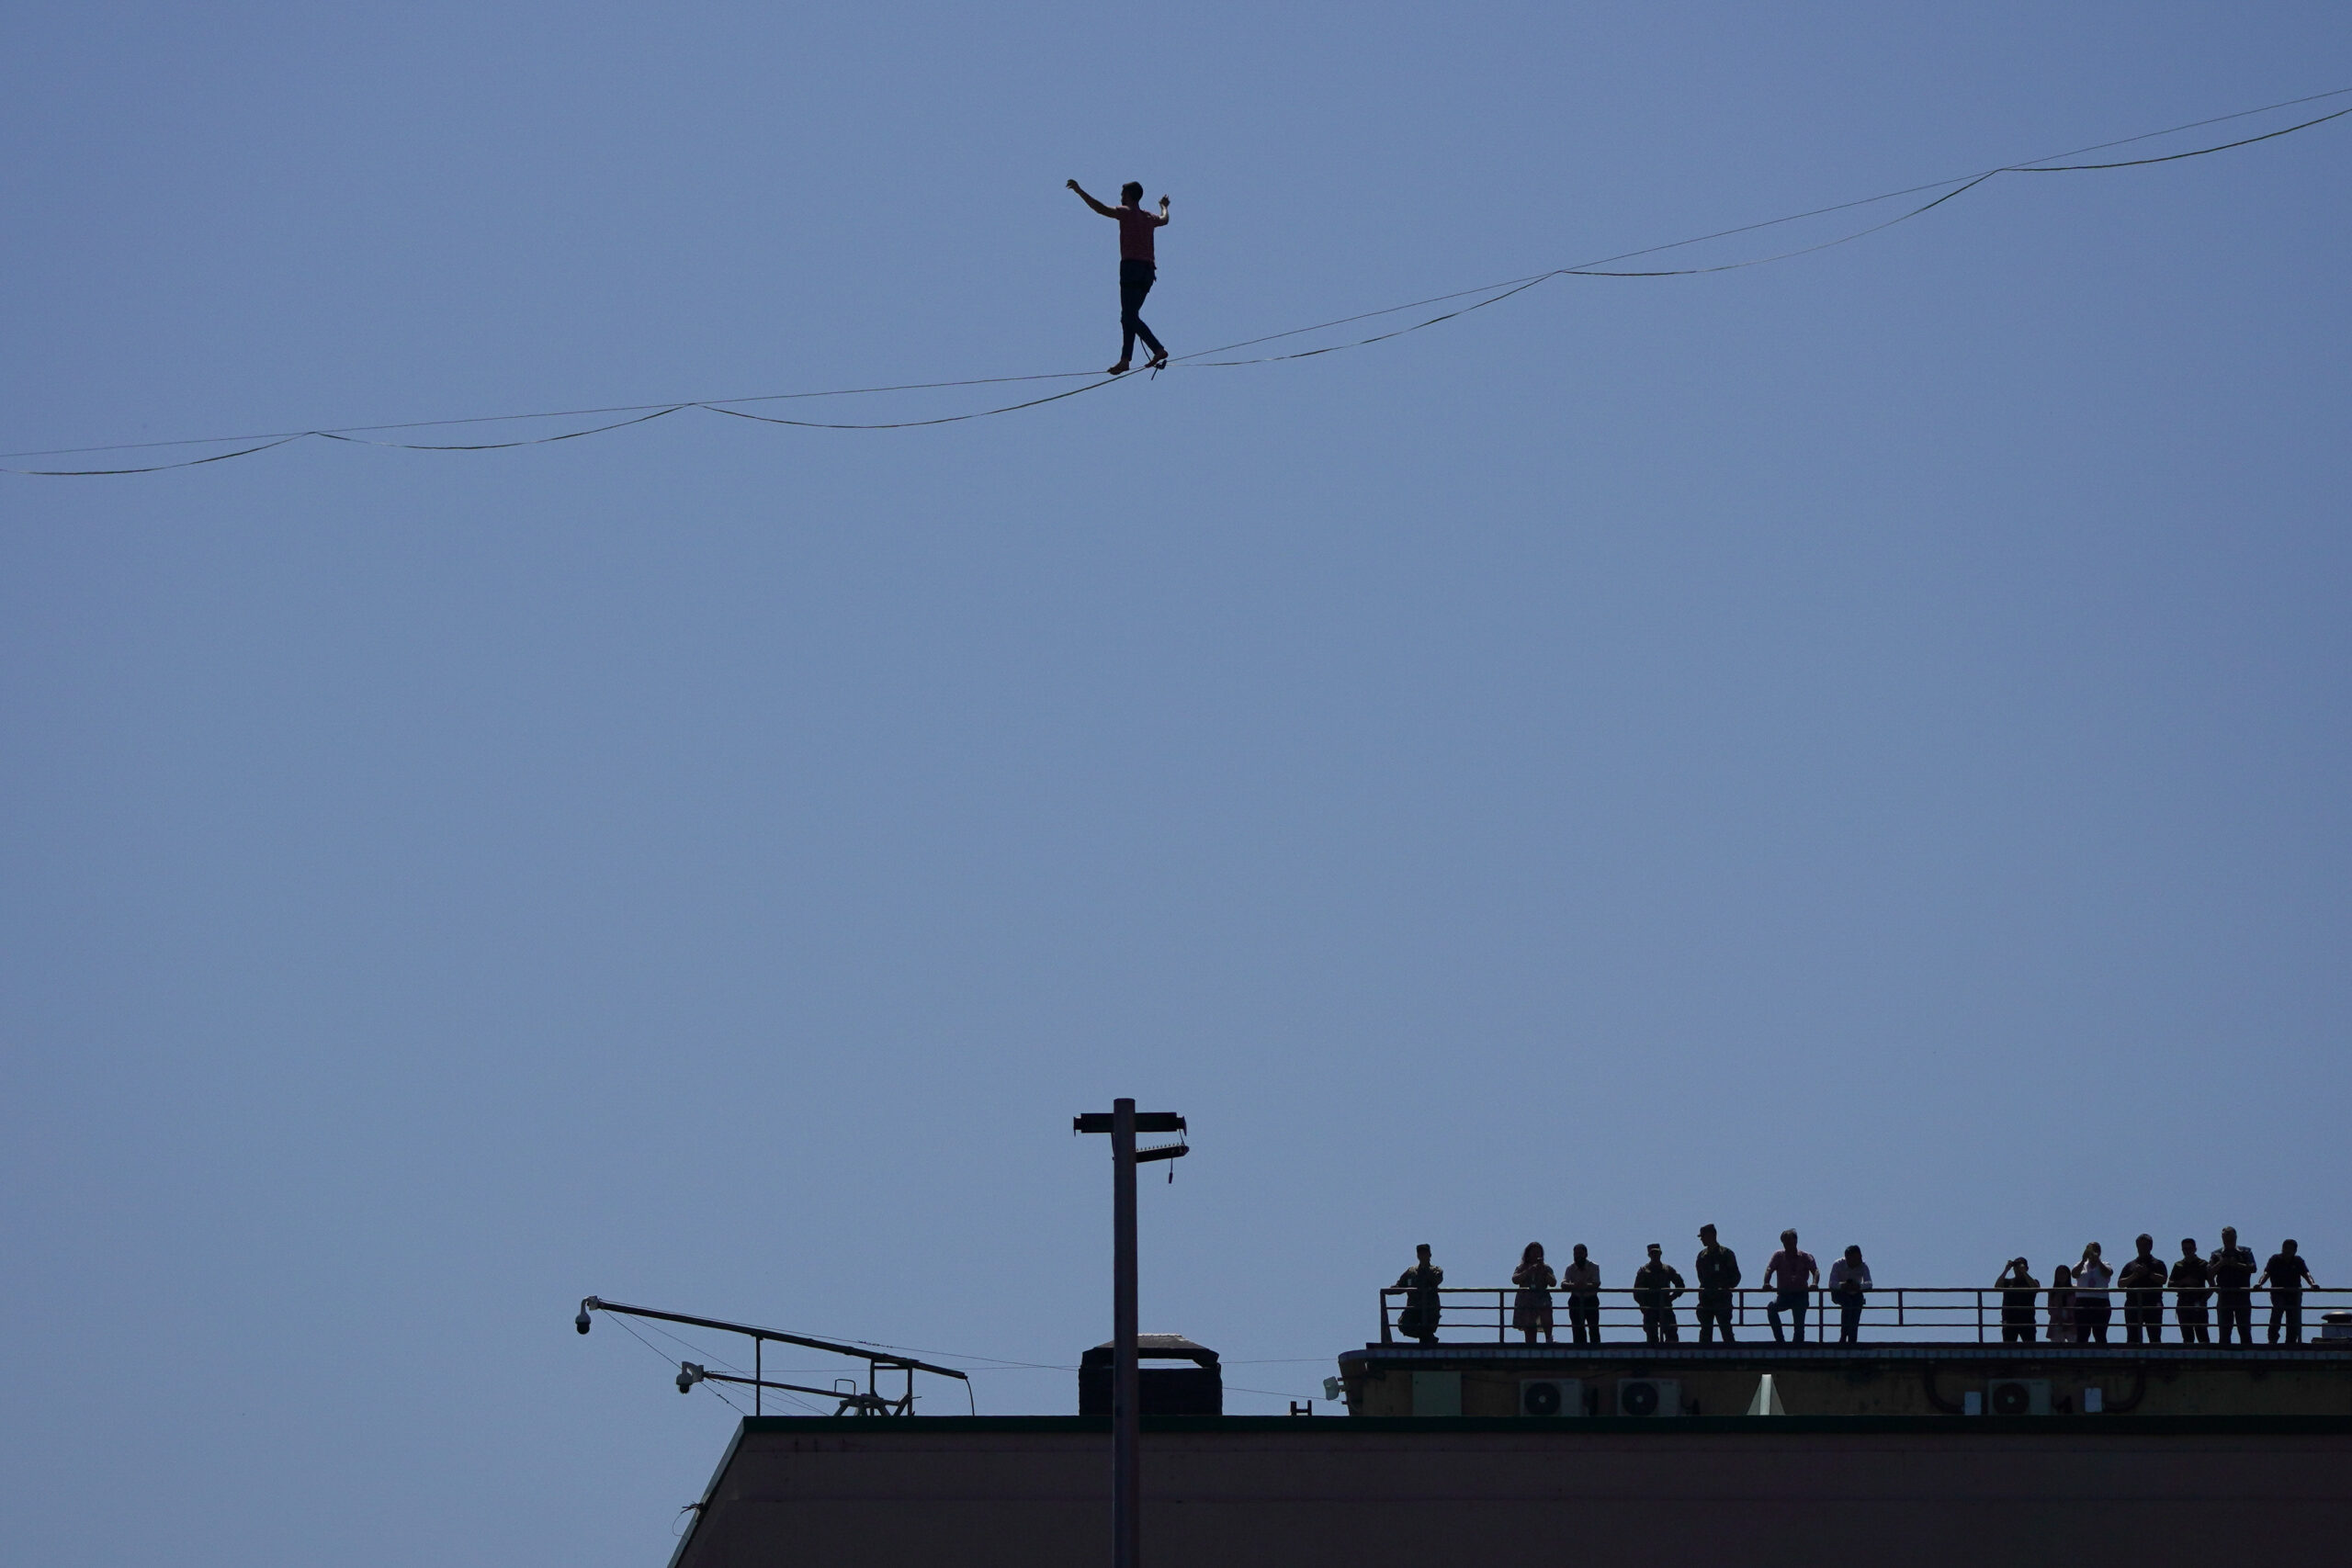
[1512,1242,1557,1343]
[2047,1263,2077,1344]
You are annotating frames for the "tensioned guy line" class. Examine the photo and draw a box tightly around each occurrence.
[6,88,2346,477]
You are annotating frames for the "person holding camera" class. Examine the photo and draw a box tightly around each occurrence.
[1827,1245,1872,1345]
[1996,1258,2041,1344]
[2073,1242,2115,1344]
[1511,1242,1557,1344]
[2212,1227,2258,1346]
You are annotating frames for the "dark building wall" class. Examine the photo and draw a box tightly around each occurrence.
[673,1416,2352,1568]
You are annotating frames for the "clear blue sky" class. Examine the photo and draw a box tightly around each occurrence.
[5,4,2349,1563]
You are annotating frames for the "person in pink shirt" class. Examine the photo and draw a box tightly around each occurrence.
[1762,1228,1820,1343]
[1067,177,1170,374]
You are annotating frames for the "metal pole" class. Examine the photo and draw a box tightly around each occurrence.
[755,1338,762,1417]
[1112,1097,1140,1568]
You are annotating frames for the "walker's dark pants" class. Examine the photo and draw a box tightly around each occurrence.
[1567,1299,1600,1345]
[2125,1303,2164,1344]
[2001,1312,2037,1344]
[2218,1292,2254,1345]
[2077,1301,2112,1344]
[1640,1307,1679,1344]
[2176,1304,2211,1343]
[2269,1293,2304,1344]
[1119,259,1166,364]
[1837,1297,1864,1344]
[1696,1296,1736,1343]
[1769,1289,1809,1343]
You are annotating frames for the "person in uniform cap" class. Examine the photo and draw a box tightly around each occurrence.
[1694,1224,1741,1344]
[1634,1243,1687,1344]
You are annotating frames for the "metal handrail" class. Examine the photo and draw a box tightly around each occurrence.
[1376,1283,2352,1345]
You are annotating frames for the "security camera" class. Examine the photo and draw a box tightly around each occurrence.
[575,1311,593,1335]
[678,1362,706,1394]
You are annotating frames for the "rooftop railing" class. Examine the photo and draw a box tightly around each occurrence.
[1376,1284,2352,1346]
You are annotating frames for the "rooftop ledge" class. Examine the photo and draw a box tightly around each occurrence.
[1341,1341,2352,1363]
[718,1413,2352,1436]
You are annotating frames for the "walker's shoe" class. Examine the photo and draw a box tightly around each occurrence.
[1106,361,1131,375]
[1145,352,1169,370]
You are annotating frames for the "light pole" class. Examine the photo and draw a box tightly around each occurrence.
[1074,1099,1186,1568]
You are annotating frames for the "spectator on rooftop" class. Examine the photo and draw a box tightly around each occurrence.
[1996,1258,2041,1344]
[1763,1230,1819,1344]
[2119,1235,2167,1346]
[1511,1242,1556,1344]
[2212,1227,2258,1347]
[1634,1244,1686,1344]
[1561,1245,1602,1346]
[1694,1224,1741,1344]
[2170,1239,2212,1345]
[1827,1245,1871,1345]
[2047,1264,2077,1344]
[1394,1244,1442,1346]
[2259,1241,2318,1345]
[2073,1243,2114,1345]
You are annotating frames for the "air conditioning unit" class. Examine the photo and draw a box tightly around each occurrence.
[1519,1378,1583,1417]
[1615,1378,1681,1417]
[1985,1379,2051,1416]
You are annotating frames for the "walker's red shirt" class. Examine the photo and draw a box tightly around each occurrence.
[1116,205,1165,262]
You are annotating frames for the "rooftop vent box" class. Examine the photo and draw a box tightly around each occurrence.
[1079,1336,1222,1416]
